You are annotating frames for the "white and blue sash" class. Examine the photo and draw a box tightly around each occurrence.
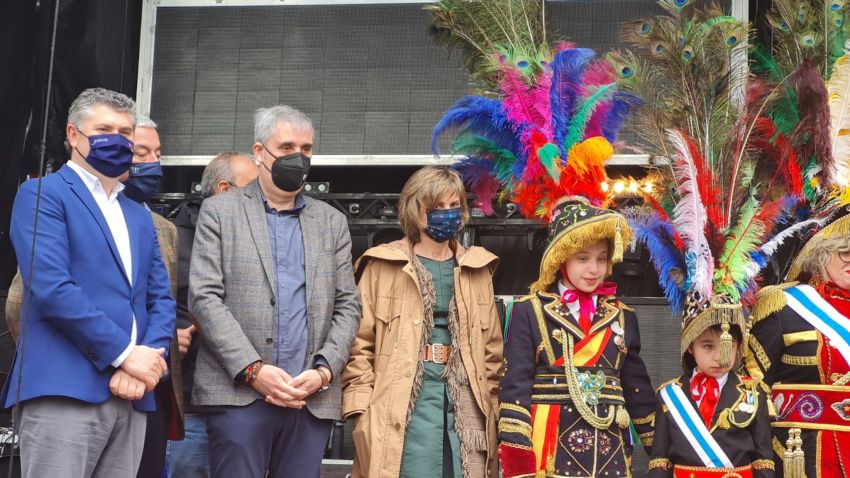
[785,284,850,364]
[660,383,733,468]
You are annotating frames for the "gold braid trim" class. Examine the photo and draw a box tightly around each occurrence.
[632,411,656,426]
[751,282,797,323]
[530,297,556,364]
[639,430,654,446]
[500,403,531,417]
[747,337,771,373]
[772,437,786,459]
[499,441,533,451]
[648,458,672,470]
[752,459,775,470]
[781,354,819,366]
[499,419,533,439]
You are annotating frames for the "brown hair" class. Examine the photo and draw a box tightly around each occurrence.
[398,166,469,243]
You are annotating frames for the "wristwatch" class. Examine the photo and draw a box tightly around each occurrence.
[315,366,331,392]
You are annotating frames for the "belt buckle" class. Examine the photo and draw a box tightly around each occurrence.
[424,344,450,364]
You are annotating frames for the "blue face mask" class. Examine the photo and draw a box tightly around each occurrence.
[424,207,463,243]
[123,162,163,203]
[75,129,134,178]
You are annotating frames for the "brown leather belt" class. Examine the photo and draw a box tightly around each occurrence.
[423,344,453,364]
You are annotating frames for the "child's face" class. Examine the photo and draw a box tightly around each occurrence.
[687,327,738,378]
[561,240,609,294]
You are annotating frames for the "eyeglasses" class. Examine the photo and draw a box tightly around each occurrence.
[839,250,850,264]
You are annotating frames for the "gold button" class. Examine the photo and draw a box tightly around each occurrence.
[413,318,421,325]
[635,388,640,393]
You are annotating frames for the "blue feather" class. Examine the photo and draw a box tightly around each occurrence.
[432,96,518,155]
[550,48,596,159]
[452,157,493,189]
[601,92,643,142]
[626,209,687,313]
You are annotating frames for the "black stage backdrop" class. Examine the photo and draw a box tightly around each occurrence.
[0,0,142,289]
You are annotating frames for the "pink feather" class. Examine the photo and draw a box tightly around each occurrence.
[499,64,546,130]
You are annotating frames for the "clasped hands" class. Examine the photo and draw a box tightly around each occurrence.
[251,365,326,409]
[110,345,168,401]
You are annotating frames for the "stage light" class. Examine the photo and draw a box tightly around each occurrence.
[642,181,654,193]
[600,182,610,192]
[613,181,625,194]
[629,181,639,193]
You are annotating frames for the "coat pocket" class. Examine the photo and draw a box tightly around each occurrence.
[477,301,495,330]
[374,296,401,356]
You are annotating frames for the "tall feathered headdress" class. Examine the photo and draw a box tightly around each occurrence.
[748,0,850,283]
[618,0,805,368]
[429,1,639,294]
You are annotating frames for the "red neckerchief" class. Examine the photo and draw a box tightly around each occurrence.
[690,372,721,429]
[558,267,617,334]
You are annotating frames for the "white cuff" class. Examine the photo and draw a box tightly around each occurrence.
[111,340,134,368]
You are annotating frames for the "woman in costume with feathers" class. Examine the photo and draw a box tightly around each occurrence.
[730,1,850,476]
[431,39,657,476]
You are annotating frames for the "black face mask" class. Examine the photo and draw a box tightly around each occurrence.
[262,146,311,192]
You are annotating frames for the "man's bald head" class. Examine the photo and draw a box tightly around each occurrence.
[200,152,259,198]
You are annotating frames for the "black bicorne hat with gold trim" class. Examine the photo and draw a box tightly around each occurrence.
[531,196,633,294]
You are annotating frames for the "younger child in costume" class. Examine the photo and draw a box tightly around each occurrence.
[648,320,774,478]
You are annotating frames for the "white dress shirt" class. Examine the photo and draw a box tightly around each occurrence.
[557,280,597,323]
[67,161,136,367]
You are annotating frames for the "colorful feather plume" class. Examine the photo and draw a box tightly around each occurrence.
[433,44,637,219]
[621,1,805,312]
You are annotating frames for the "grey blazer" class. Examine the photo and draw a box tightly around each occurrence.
[188,180,361,420]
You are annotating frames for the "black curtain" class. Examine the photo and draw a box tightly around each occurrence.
[0,0,143,289]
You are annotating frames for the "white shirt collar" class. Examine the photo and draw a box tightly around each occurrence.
[557,280,597,322]
[67,160,125,201]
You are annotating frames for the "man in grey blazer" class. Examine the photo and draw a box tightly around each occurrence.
[189,105,360,478]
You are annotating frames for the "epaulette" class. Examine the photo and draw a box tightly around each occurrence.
[615,298,635,312]
[751,281,799,324]
[513,294,534,304]
[655,377,681,393]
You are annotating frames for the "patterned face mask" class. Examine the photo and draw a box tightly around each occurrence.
[424,207,463,243]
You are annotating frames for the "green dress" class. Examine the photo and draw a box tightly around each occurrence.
[399,257,462,478]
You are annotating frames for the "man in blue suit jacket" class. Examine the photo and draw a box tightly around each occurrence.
[6,88,176,478]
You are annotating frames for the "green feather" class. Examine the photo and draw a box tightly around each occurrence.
[562,83,617,153]
[714,191,764,300]
[452,133,518,184]
[537,143,561,181]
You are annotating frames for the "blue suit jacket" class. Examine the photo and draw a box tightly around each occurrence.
[4,164,175,412]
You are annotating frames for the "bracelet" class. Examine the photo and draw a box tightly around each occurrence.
[237,360,263,385]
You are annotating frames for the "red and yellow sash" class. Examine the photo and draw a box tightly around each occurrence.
[531,327,613,472]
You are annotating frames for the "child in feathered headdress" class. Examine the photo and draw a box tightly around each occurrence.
[433,42,656,478]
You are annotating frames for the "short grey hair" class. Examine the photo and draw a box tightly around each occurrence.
[802,234,850,279]
[254,105,312,144]
[135,114,158,129]
[200,151,249,198]
[67,88,136,128]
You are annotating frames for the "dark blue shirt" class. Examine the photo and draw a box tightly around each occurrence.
[264,193,309,375]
